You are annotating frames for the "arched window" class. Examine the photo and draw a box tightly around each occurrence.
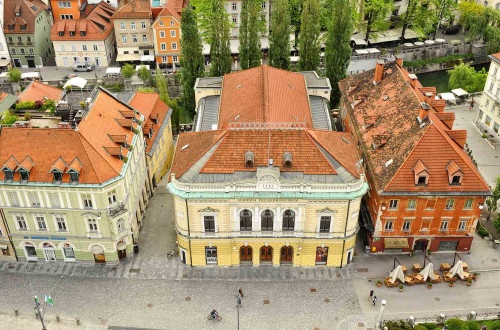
[282,210,295,231]
[261,209,274,231]
[240,209,252,231]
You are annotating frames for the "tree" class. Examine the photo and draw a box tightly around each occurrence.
[362,0,394,43]
[121,64,135,79]
[180,5,205,119]
[297,0,321,71]
[448,61,487,93]
[289,0,302,47]
[324,0,354,106]
[7,67,21,83]
[208,0,232,76]
[399,0,433,42]
[0,110,19,125]
[239,0,262,70]
[269,0,291,70]
[486,176,500,221]
[155,66,180,128]
[137,66,152,82]
[430,0,457,40]
[443,318,468,330]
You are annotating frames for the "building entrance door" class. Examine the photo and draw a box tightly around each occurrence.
[27,58,36,68]
[260,246,273,262]
[240,246,252,262]
[280,246,293,263]
[414,239,428,252]
[13,59,21,67]
[316,247,328,265]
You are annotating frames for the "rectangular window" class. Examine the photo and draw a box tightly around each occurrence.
[485,116,492,126]
[458,220,467,231]
[421,219,431,231]
[261,2,266,9]
[48,192,60,208]
[17,36,22,43]
[28,192,40,207]
[93,44,98,51]
[20,49,25,55]
[402,220,411,231]
[26,36,31,43]
[130,22,136,30]
[82,45,87,51]
[407,199,416,210]
[464,199,473,209]
[172,55,178,62]
[108,190,117,205]
[171,42,177,50]
[56,217,67,231]
[232,17,237,23]
[384,220,393,231]
[63,57,69,66]
[440,220,449,231]
[58,1,71,7]
[160,31,165,38]
[132,35,137,43]
[426,199,436,209]
[319,216,331,233]
[159,21,164,26]
[8,192,19,206]
[88,219,98,232]
[122,35,127,44]
[160,43,166,50]
[170,30,176,37]
[206,247,217,264]
[170,20,174,26]
[10,49,15,55]
[60,44,66,51]
[445,199,455,210]
[71,44,77,51]
[36,216,47,231]
[117,219,126,232]
[120,22,125,30]
[82,194,92,208]
[17,215,27,230]
[389,199,398,210]
[29,48,34,54]
[141,21,146,29]
[232,2,237,10]
[142,35,147,42]
[161,56,168,63]
[204,215,215,232]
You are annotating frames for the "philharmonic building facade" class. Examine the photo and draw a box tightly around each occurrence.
[168,66,368,267]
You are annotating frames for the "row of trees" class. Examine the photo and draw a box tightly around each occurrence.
[459,1,500,54]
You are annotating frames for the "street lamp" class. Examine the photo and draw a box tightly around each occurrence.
[236,293,242,330]
[376,299,387,328]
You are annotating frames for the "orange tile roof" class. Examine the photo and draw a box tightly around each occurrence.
[0,92,8,103]
[412,159,429,174]
[171,128,361,180]
[50,157,67,172]
[17,81,63,103]
[446,160,461,175]
[1,155,18,171]
[51,1,115,41]
[152,0,184,26]
[340,61,490,193]
[113,0,151,18]
[492,53,500,63]
[128,91,171,154]
[4,0,48,34]
[218,65,313,128]
[67,157,83,173]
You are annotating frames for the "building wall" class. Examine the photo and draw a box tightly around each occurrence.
[53,39,110,67]
[172,195,361,267]
[0,209,16,260]
[50,0,83,21]
[153,15,181,65]
[478,59,500,136]
[6,32,36,68]
[224,0,270,38]
[114,18,154,60]
[34,10,54,67]
[476,0,500,9]
[0,1,12,67]
[148,117,174,185]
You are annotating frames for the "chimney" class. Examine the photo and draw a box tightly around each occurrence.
[408,74,418,89]
[395,55,403,68]
[373,60,384,84]
[418,102,430,122]
[431,98,446,113]
[424,92,434,105]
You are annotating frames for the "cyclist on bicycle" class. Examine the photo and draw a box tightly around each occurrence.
[210,309,218,319]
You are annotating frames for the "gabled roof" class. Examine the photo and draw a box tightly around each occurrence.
[3,0,48,34]
[49,156,67,173]
[217,65,313,129]
[128,91,172,154]
[412,160,429,174]
[171,128,361,182]
[340,60,490,194]
[51,1,115,41]
[113,0,151,19]
[151,0,184,27]
[490,53,500,65]
[0,92,17,113]
[17,81,64,103]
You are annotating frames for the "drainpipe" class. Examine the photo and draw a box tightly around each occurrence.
[184,199,193,267]
[340,200,351,268]
[0,209,18,261]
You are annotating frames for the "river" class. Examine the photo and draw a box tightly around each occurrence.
[416,62,490,93]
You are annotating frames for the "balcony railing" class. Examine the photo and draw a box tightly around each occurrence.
[107,202,127,217]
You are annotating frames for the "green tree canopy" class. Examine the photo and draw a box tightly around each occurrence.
[486,176,500,220]
[324,0,354,106]
[206,0,232,76]
[362,0,394,43]
[443,318,468,330]
[180,5,205,118]
[448,61,487,93]
[289,0,302,47]
[121,64,135,79]
[459,2,500,52]
[269,0,291,70]
[239,0,263,70]
[0,110,19,125]
[7,67,21,83]
[399,0,434,42]
[137,66,152,82]
[429,0,457,39]
[297,0,321,71]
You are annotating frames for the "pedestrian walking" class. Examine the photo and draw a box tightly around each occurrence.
[470,98,475,111]
[238,288,244,297]
[372,296,377,306]
[369,290,374,301]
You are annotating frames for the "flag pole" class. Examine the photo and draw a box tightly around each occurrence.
[34,296,47,330]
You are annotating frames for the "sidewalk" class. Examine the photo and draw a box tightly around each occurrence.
[0,312,106,330]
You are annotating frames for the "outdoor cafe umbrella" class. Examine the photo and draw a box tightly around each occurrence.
[388,265,405,284]
[449,260,465,279]
[419,263,436,281]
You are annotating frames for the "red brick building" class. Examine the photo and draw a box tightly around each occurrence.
[339,57,492,254]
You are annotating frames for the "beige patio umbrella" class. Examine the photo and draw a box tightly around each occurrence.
[419,263,436,281]
[388,265,405,284]
[449,260,465,279]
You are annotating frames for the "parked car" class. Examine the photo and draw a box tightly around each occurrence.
[73,63,95,72]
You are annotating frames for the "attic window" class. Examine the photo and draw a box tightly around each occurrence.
[245,151,254,167]
[237,84,242,89]
[69,171,79,184]
[283,152,292,168]
[341,136,350,144]
[412,159,429,186]
[3,170,13,182]
[446,160,463,186]
[69,31,75,36]
[8,25,14,31]
[80,31,86,36]
[53,171,63,183]
[20,24,27,31]
[19,170,29,182]
[58,31,64,36]
[288,84,294,89]
[451,175,461,185]
[417,175,428,185]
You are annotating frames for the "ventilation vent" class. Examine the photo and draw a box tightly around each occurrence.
[341,137,350,144]
[181,144,189,151]
[383,95,389,101]
[283,152,292,168]
[245,151,254,167]
[421,102,430,110]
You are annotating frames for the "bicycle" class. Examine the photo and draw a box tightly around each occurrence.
[167,241,179,259]
[207,312,222,321]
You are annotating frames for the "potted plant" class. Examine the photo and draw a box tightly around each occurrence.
[449,281,454,287]
[399,285,404,292]
[427,283,432,289]
[376,280,382,287]
[467,279,472,286]
[472,272,478,280]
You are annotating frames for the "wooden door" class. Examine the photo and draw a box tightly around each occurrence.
[240,246,252,261]
[280,246,293,262]
[260,246,273,261]
[118,249,127,260]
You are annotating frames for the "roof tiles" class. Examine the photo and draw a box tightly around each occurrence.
[17,81,63,103]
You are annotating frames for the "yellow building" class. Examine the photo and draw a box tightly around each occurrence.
[129,91,174,190]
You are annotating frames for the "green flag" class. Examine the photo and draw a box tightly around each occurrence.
[45,295,54,307]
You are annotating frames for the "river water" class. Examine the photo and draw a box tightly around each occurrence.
[416,62,490,93]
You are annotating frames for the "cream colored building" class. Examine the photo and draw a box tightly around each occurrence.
[52,36,116,67]
[478,53,500,136]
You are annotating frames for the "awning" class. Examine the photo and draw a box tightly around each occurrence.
[290,56,299,62]
[21,72,40,79]
[424,40,435,45]
[106,67,121,74]
[435,39,446,43]
[354,39,367,46]
[452,88,468,97]
[384,238,409,249]
[116,53,141,62]
[91,245,104,255]
[116,241,127,250]
[0,58,10,67]
[63,77,87,89]
[355,49,369,55]
[140,55,155,62]
[0,244,8,249]
[439,92,456,101]
[414,41,424,46]
[403,43,414,47]
[230,39,239,54]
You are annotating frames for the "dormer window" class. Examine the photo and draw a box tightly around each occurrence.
[8,24,14,30]
[58,31,64,36]
[283,152,292,168]
[69,172,79,184]
[245,151,254,167]
[417,175,427,185]
[80,31,86,36]
[20,24,27,31]
[412,160,429,186]
[69,31,75,36]
[19,170,29,182]
[446,160,463,186]
[451,175,461,185]
[4,170,14,182]
[53,172,63,183]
